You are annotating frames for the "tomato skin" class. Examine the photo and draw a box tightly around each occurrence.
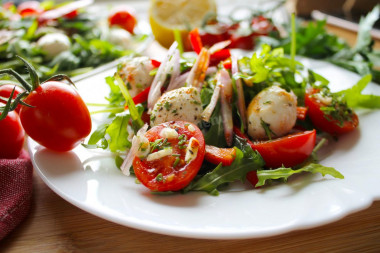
[133,121,205,192]
[19,81,91,152]
[246,171,259,188]
[205,145,236,166]
[0,85,24,113]
[17,1,43,17]
[0,106,25,159]
[305,89,359,136]
[234,127,316,168]
[108,6,137,34]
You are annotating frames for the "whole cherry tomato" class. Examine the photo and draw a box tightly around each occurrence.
[0,104,25,159]
[0,57,92,152]
[305,88,359,136]
[234,126,316,168]
[108,6,137,34]
[0,84,24,113]
[133,121,205,192]
[19,81,92,152]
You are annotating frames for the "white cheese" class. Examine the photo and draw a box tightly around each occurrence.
[37,33,71,59]
[185,137,199,163]
[146,147,173,161]
[135,136,150,158]
[159,127,179,139]
[187,124,196,132]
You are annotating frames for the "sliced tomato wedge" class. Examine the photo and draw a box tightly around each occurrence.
[305,88,359,136]
[234,126,316,168]
[133,121,205,191]
[205,145,236,166]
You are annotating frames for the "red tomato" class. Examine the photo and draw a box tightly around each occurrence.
[251,16,272,34]
[133,121,205,191]
[0,104,25,159]
[108,6,137,34]
[229,34,255,50]
[234,127,316,168]
[17,1,43,17]
[305,89,359,136]
[210,49,231,66]
[205,145,236,166]
[64,9,79,19]
[246,171,259,188]
[150,59,161,68]
[19,81,92,152]
[0,85,24,113]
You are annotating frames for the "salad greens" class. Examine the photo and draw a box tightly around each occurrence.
[0,0,146,81]
[265,5,380,83]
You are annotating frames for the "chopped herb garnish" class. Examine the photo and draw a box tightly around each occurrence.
[260,118,276,140]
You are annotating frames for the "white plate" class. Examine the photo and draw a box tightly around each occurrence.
[29,58,380,239]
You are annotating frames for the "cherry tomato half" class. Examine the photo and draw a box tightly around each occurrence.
[234,126,316,168]
[133,121,205,192]
[17,1,43,17]
[305,88,359,136]
[0,104,25,159]
[19,81,91,152]
[0,84,24,113]
[108,6,137,34]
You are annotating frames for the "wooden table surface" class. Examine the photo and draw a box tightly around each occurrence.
[1,10,380,253]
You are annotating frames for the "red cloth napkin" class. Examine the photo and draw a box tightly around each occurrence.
[0,150,33,240]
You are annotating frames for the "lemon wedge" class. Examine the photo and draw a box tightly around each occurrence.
[149,0,217,48]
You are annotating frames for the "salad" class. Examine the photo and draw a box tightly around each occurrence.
[84,15,380,195]
[0,0,148,81]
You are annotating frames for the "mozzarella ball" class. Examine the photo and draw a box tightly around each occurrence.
[37,33,71,59]
[150,87,202,126]
[247,86,297,140]
[117,57,154,97]
[107,28,132,49]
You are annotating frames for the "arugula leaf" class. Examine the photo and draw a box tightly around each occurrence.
[336,74,380,108]
[355,5,379,52]
[256,163,344,187]
[105,112,132,152]
[83,123,110,149]
[185,135,264,195]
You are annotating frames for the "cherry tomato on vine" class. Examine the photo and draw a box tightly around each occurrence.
[305,88,359,136]
[0,104,25,159]
[0,56,92,152]
[0,85,24,113]
[108,6,137,34]
[19,81,92,152]
[133,121,205,192]
[234,126,316,168]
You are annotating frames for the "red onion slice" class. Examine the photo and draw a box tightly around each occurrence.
[209,40,231,54]
[219,69,234,146]
[166,49,181,91]
[121,124,149,175]
[231,55,247,130]
[147,42,178,109]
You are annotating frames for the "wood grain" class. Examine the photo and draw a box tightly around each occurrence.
[1,21,380,253]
